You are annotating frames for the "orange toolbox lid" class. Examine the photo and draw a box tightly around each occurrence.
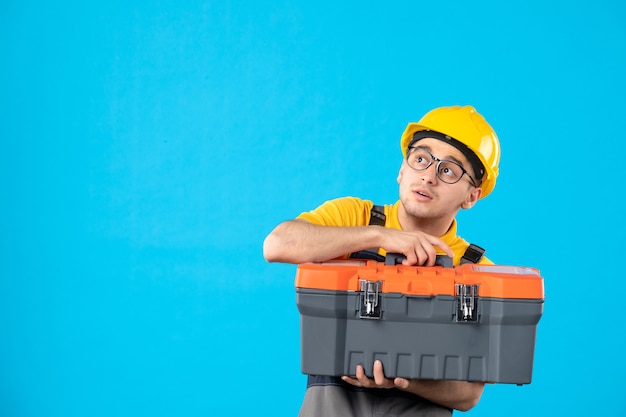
[295,260,544,300]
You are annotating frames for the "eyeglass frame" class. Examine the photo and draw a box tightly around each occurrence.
[406,146,479,187]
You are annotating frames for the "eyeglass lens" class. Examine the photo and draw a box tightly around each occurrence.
[407,147,465,184]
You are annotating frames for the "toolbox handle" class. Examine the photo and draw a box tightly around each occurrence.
[385,253,453,267]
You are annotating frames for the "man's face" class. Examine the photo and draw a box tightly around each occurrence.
[397,138,482,222]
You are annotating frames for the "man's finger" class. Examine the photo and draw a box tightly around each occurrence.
[373,360,387,385]
[393,377,410,390]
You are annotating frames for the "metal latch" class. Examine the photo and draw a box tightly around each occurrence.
[455,284,479,322]
[359,280,382,319]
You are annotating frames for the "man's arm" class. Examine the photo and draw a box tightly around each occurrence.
[399,379,484,412]
[263,219,453,266]
[263,219,381,264]
[343,361,484,412]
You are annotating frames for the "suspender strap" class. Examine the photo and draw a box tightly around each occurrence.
[460,243,485,264]
[349,205,386,261]
[368,205,386,226]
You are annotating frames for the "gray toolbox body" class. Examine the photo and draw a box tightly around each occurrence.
[295,261,544,385]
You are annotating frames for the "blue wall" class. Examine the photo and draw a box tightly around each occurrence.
[2,1,625,416]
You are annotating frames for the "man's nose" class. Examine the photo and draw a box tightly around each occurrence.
[420,162,439,184]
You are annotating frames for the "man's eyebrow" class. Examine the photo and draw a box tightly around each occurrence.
[445,154,466,167]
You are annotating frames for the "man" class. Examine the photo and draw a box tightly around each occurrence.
[264,105,501,416]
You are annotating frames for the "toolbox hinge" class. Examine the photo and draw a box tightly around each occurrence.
[359,280,382,319]
[455,284,479,322]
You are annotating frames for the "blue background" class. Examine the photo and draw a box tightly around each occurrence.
[2,1,624,416]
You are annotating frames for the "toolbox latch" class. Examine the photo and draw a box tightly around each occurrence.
[359,280,382,319]
[455,284,479,322]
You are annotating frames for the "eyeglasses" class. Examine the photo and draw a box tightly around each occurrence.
[406,146,478,186]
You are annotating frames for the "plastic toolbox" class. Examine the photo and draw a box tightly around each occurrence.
[295,259,544,384]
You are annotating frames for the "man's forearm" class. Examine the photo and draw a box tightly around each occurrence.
[399,379,485,412]
[263,220,381,264]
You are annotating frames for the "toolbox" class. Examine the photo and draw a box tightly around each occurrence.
[295,258,544,384]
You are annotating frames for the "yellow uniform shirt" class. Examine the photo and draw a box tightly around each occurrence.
[297,196,493,265]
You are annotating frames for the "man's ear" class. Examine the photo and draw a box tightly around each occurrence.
[397,159,411,184]
[461,187,482,209]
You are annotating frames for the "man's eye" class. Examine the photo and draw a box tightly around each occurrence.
[441,166,455,177]
[440,163,461,179]
[414,154,430,166]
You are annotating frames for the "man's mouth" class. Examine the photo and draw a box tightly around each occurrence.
[414,189,432,199]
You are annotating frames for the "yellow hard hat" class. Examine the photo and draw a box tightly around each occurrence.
[400,105,501,198]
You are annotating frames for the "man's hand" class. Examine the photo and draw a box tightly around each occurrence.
[341,360,485,412]
[378,228,453,266]
[341,360,409,390]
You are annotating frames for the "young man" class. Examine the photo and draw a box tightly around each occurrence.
[264,105,501,416]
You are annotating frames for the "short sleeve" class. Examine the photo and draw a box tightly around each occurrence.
[296,197,373,227]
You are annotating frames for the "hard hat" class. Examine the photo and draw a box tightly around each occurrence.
[400,105,501,198]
